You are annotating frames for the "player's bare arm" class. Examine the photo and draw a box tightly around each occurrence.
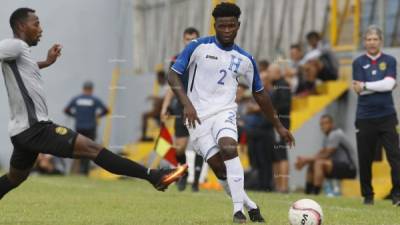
[38,44,62,69]
[160,88,175,122]
[252,90,295,147]
[167,68,201,128]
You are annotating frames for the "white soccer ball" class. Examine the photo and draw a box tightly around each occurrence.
[288,199,323,225]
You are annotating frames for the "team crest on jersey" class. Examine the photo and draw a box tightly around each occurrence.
[55,127,68,135]
[379,62,386,71]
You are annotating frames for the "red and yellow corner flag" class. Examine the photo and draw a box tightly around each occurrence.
[154,123,178,166]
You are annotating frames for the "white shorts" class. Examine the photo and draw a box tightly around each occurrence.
[187,109,238,161]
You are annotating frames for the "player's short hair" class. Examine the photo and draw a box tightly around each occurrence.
[183,27,199,37]
[10,8,35,33]
[212,2,241,19]
[364,25,383,40]
[290,44,302,51]
[258,60,270,70]
[321,114,334,122]
[306,31,320,40]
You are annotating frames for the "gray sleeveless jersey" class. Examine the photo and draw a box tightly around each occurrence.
[0,38,49,136]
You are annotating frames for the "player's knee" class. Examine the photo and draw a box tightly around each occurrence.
[219,140,238,160]
[73,135,102,159]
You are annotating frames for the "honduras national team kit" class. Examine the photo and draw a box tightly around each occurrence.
[171,36,264,161]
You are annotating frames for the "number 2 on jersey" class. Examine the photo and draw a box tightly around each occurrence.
[218,69,227,85]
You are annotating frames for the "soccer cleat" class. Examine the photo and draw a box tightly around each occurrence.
[363,196,374,205]
[191,182,200,192]
[392,195,400,206]
[248,207,265,223]
[233,211,247,224]
[152,164,188,191]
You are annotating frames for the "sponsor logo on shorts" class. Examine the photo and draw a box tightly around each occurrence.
[55,127,68,135]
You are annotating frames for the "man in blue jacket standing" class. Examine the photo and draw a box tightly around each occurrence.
[65,81,109,175]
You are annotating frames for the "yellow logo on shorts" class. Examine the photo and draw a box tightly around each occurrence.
[55,127,68,135]
[379,62,387,71]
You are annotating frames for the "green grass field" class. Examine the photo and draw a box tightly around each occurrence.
[0,175,398,225]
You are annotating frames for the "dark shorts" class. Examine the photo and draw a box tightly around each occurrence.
[77,128,96,140]
[327,161,356,179]
[272,140,288,162]
[10,121,78,170]
[174,116,189,138]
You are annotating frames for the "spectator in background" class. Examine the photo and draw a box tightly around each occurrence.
[295,115,357,195]
[236,83,250,149]
[289,44,304,69]
[352,25,400,206]
[285,44,304,94]
[141,70,168,141]
[258,59,270,73]
[268,64,292,193]
[160,27,204,192]
[296,60,321,96]
[34,154,65,175]
[64,81,109,175]
[244,60,274,191]
[305,31,339,81]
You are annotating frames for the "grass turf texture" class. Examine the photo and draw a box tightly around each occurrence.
[0,175,398,225]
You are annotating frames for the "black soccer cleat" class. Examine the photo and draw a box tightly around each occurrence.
[392,195,400,206]
[248,207,265,223]
[191,182,200,192]
[150,164,188,191]
[233,211,247,224]
[363,196,374,205]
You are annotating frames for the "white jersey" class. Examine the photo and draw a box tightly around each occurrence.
[171,36,263,120]
[0,38,49,136]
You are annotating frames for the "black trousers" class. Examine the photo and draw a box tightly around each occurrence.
[355,114,400,198]
[247,127,274,191]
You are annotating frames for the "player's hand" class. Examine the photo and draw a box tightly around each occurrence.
[277,125,295,148]
[183,103,201,129]
[160,107,170,123]
[46,44,62,65]
[352,81,363,94]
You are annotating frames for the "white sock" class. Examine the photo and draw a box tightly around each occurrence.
[218,179,257,210]
[224,157,245,214]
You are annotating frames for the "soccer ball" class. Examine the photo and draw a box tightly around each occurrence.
[288,199,323,225]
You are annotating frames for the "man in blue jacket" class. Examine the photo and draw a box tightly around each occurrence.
[65,81,108,175]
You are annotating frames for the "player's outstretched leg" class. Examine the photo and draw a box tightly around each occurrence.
[73,134,187,191]
[207,148,265,223]
[0,166,31,200]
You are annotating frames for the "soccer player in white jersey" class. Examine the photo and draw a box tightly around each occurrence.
[168,2,295,223]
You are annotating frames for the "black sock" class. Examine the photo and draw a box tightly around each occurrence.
[313,186,321,195]
[0,175,15,200]
[193,154,203,184]
[305,182,314,194]
[94,149,151,181]
[176,153,186,165]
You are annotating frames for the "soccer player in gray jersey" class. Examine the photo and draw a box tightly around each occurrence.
[0,8,188,201]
